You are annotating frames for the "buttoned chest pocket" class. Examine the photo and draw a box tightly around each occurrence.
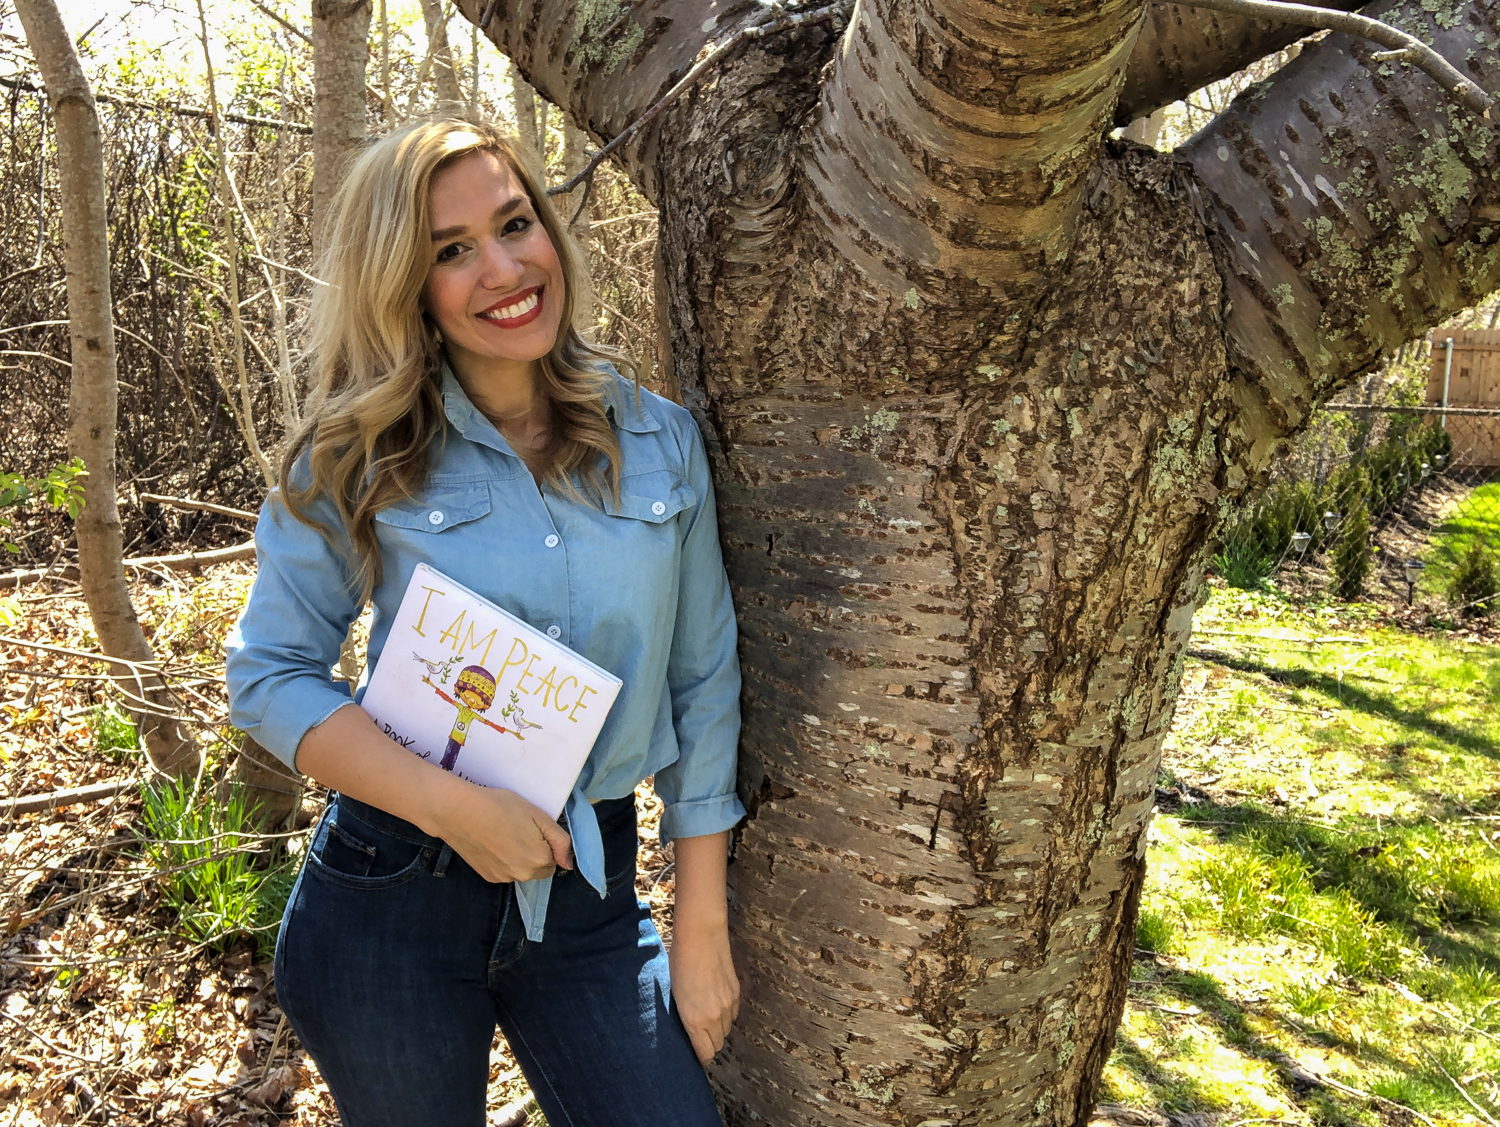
[605,471,695,527]
[373,483,491,535]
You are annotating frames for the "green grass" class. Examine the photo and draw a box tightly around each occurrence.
[1103,583,1500,1125]
[1421,480,1500,602]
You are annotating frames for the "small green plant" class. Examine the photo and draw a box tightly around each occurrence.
[85,701,139,759]
[1446,542,1498,616]
[140,778,294,956]
[1212,538,1276,590]
[1276,978,1341,1019]
[1330,500,1372,600]
[1135,905,1177,954]
[0,457,87,554]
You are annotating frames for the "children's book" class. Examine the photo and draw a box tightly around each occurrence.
[359,562,623,820]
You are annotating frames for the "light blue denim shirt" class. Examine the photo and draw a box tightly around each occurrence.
[225,369,745,939]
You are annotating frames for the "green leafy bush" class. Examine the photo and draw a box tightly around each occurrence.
[0,457,87,554]
[1446,542,1498,616]
[1331,497,1372,600]
[1211,538,1276,589]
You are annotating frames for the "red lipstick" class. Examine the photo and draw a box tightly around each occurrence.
[478,286,544,329]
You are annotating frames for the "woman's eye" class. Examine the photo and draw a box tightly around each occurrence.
[435,242,465,263]
[503,216,532,236]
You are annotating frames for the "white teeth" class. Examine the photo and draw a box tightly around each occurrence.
[481,291,539,321]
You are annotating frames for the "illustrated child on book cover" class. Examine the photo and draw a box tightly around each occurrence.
[421,664,525,772]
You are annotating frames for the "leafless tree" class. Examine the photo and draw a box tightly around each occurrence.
[311,0,371,256]
[466,0,1500,1122]
[12,0,198,779]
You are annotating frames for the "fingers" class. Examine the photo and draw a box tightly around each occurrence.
[685,1024,716,1065]
[535,815,574,870]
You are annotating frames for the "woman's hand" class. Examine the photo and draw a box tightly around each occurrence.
[433,784,573,883]
[669,831,739,1063]
[294,705,571,883]
[670,913,740,1064]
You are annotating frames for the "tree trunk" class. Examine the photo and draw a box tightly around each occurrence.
[14,0,198,779]
[461,0,1500,1121]
[562,119,591,323]
[512,69,542,160]
[420,0,466,111]
[311,0,371,260]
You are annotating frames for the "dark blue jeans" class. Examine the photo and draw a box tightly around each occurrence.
[273,793,723,1127]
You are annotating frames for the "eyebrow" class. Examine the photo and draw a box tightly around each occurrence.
[430,196,528,242]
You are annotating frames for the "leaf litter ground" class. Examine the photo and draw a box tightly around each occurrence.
[0,564,679,1126]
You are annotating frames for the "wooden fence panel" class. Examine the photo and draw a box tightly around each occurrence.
[1426,329,1500,465]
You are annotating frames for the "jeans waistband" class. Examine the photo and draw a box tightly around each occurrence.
[331,791,636,842]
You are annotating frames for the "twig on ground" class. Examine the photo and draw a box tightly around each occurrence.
[1421,1044,1500,1127]
[0,540,256,590]
[137,494,258,522]
[0,777,139,816]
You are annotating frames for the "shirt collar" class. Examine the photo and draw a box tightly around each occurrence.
[439,366,521,459]
[602,371,660,434]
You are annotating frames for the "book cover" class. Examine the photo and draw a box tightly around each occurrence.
[359,562,623,819]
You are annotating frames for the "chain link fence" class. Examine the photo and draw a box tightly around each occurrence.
[1217,393,1500,618]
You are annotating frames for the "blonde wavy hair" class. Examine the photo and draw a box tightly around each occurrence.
[280,117,633,600]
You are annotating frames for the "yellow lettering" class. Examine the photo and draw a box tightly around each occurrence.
[535,665,561,708]
[438,610,467,651]
[568,685,598,723]
[553,676,579,713]
[460,622,500,666]
[413,586,444,636]
[496,637,528,684]
[516,654,542,695]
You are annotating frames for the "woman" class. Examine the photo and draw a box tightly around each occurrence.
[226,118,744,1127]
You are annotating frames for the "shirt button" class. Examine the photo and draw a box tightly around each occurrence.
[544,534,560,548]
[427,510,445,526]
[651,501,667,516]
[546,624,562,639]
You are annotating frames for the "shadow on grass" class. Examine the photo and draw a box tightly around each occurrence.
[1171,790,1500,973]
[1123,959,1442,1118]
[1195,651,1499,761]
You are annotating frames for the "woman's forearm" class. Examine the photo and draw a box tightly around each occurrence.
[671,831,730,933]
[293,704,573,880]
[294,702,465,837]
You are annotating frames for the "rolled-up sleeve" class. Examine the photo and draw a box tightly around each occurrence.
[653,421,746,844]
[225,477,362,771]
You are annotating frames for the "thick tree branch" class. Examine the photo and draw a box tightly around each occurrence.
[800,0,1148,303]
[454,0,728,200]
[1183,0,1500,470]
[1180,0,1493,114]
[1117,0,1361,124]
[549,2,847,197]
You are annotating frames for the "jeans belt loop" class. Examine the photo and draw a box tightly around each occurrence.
[433,841,454,878]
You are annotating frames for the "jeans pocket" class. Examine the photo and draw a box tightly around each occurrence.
[306,805,433,890]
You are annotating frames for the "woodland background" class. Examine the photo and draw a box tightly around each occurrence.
[0,1,1498,1126]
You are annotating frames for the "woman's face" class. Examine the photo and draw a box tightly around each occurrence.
[421,149,565,386]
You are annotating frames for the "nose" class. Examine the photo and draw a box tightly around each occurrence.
[474,234,526,292]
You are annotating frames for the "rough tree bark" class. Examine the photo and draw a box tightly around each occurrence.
[15,0,198,779]
[311,0,371,258]
[464,0,1500,1123]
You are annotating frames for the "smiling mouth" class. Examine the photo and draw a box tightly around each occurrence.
[478,287,544,328]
